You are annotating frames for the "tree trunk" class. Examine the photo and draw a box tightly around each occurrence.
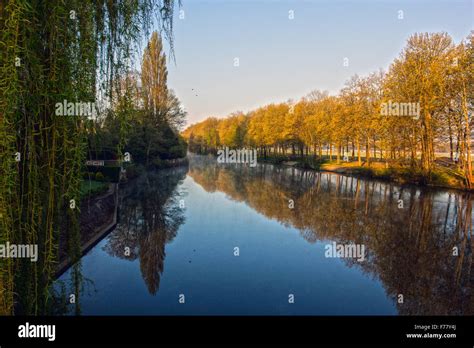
[357,138,362,166]
[448,116,454,161]
[462,82,472,188]
[366,136,370,166]
[337,143,341,164]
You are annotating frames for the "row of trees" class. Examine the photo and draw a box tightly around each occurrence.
[183,32,474,183]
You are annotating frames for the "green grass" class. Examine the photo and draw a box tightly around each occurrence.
[80,180,109,199]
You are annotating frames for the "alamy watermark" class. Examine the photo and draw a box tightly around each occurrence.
[325,242,365,262]
[380,100,420,120]
[0,242,38,262]
[217,147,257,167]
[18,322,55,341]
[55,99,97,117]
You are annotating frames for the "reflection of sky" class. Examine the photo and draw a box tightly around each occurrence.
[57,175,397,315]
[160,0,473,124]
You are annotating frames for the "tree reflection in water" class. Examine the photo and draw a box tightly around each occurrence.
[187,155,473,315]
[103,166,187,295]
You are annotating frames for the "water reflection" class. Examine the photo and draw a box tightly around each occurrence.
[187,155,473,315]
[55,156,473,315]
[103,167,188,294]
[53,166,187,311]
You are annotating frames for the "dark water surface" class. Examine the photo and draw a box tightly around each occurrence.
[55,155,473,315]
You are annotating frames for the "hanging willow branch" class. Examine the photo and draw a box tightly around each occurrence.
[0,0,177,315]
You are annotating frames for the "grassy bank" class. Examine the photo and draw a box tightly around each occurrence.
[258,155,471,191]
[80,180,110,199]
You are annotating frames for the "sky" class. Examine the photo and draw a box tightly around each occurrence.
[159,0,473,126]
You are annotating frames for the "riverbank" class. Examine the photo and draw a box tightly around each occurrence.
[56,183,118,277]
[258,155,472,191]
[56,158,189,277]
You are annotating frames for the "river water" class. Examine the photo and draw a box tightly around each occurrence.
[55,155,473,315]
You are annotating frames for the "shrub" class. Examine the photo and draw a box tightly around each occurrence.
[95,172,105,181]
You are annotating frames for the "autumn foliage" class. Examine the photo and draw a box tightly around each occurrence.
[183,32,474,185]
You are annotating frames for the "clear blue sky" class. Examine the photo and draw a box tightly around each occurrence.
[161,0,473,125]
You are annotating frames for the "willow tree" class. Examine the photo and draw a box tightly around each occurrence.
[0,0,178,315]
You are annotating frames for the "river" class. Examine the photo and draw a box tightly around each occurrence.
[54,154,473,315]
